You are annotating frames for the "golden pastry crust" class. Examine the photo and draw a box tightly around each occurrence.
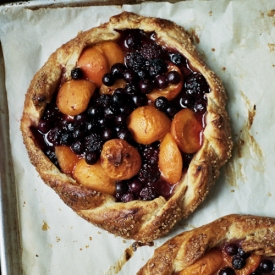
[137,214,275,275]
[20,12,232,242]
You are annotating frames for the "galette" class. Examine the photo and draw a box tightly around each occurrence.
[138,214,275,275]
[21,12,232,242]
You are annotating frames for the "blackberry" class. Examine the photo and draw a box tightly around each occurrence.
[139,186,157,201]
[96,94,112,107]
[184,73,209,95]
[71,141,84,155]
[125,52,148,73]
[59,132,73,146]
[47,127,62,146]
[121,192,135,202]
[148,58,167,77]
[141,143,160,164]
[138,163,160,184]
[84,133,103,153]
[140,42,163,59]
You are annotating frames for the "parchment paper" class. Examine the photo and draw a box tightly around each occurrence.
[1,1,275,274]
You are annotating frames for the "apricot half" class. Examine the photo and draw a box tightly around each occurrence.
[77,46,109,87]
[127,106,171,145]
[171,108,203,154]
[158,133,183,184]
[77,42,124,87]
[100,139,141,180]
[73,159,115,195]
[147,63,183,102]
[94,41,124,68]
[179,248,223,275]
[55,146,79,174]
[56,79,96,116]
[223,251,262,275]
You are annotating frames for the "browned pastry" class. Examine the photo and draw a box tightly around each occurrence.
[20,12,232,242]
[137,214,275,275]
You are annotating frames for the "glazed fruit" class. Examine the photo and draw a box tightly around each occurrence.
[127,106,171,145]
[55,146,79,174]
[178,248,223,275]
[177,242,273,275]
[147,63,183,101]
[56,79,96,116]
[73,159,115,195]
[77,46,109,87]
[33,27,210,203]
[158,133,183,184]
[171,108,203,154]
[22,12,233,242]
[100,139,142,180]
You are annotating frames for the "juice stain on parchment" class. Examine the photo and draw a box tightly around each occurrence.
[104,242,153,275]
[224,91,264,187]
[42,221,49,231]
[266,10,275,26]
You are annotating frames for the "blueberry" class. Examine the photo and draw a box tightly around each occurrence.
[165,104,178,118]
[128,179,143,194]
[218,267,235,275]
[155,74,168,89]
[71,67,83,80]
[167,71,181,84]
[115,181,128,195]
[124,33,140,50]
[232,255,246,270]
[169,52,184,65]
[131,94,147,108]
[139,79,154,94]
[85,152,99,165]
[111,63,126,79]
[224,243,239,256]
[260,259,273,273]
[123,69,137,83]
[117,128,132,141]
[38,119,52,133]
[115,114,127,126]
[237,248,250,259]
[101,128,114,141]
[155,96,169,112]
[102,73,115,86]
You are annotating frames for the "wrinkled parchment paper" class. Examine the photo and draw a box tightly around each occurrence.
[1,0,275,274]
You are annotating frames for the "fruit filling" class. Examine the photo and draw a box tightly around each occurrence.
[176,242,275,275]
[33,28,210,202]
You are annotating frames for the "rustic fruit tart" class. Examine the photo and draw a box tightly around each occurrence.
[21,12,232,242]
[138,214,275,275]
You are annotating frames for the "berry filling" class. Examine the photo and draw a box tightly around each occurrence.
[176,242,275,275]
[33,28,210,202]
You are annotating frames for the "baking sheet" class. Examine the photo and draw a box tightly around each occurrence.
[1,0,275,274]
